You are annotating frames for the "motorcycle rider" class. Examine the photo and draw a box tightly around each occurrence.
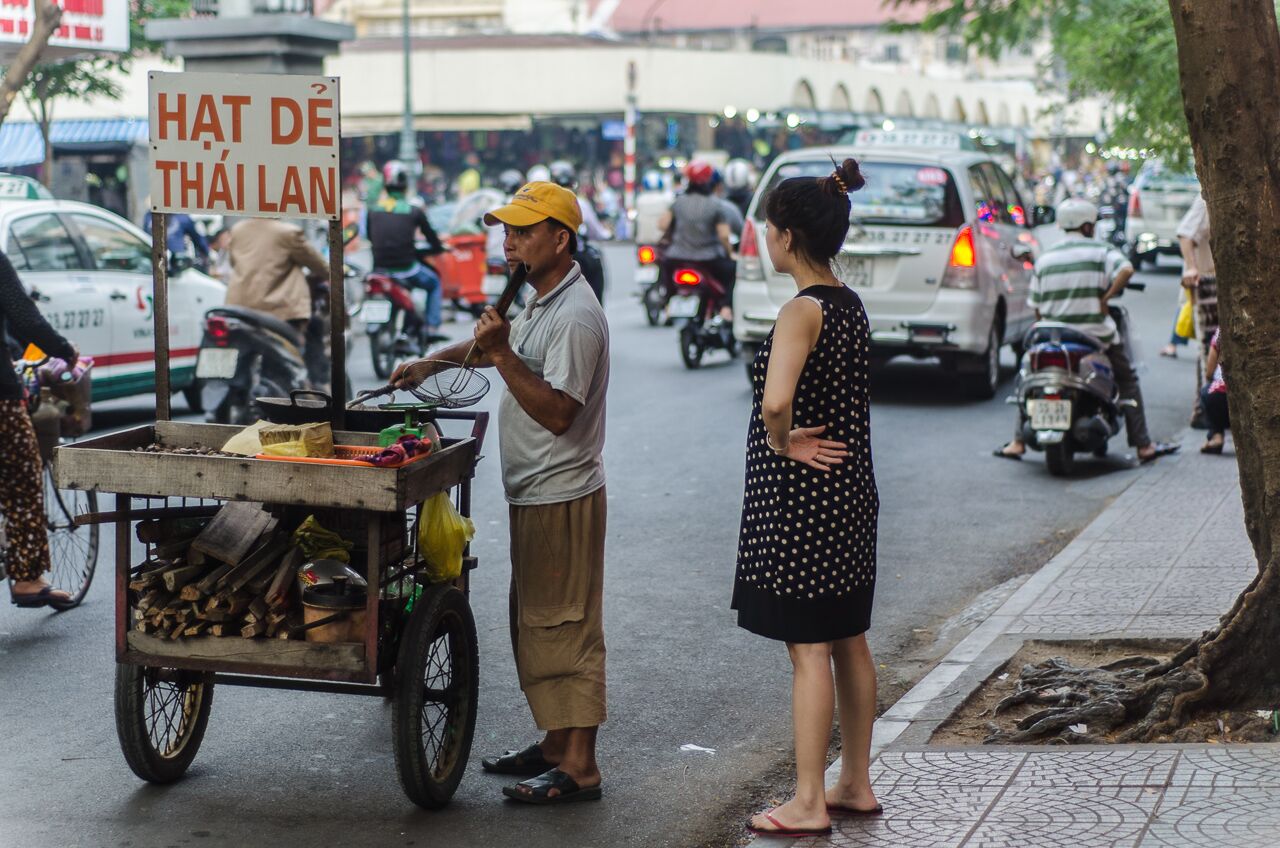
[995,198,1177,464]
[366,160,447,342]
[549,160,608,302]
[722,158,755,218]
[658,160,737,321]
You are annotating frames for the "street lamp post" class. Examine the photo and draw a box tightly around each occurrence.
[398,0,416,168]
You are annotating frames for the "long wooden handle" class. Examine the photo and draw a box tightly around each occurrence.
[459,263,528,370]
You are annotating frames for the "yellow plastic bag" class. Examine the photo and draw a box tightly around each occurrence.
[1174,296,1196,340]
[417,492,475,583]
[293,515,354,563]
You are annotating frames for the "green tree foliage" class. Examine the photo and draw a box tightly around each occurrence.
[22,0,191,181]
[897,0,1189,161]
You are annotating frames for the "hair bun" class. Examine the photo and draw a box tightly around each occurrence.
[828,157,865,195]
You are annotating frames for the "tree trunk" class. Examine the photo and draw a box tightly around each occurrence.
[0,1,63,129]
[1163,0,1280,710]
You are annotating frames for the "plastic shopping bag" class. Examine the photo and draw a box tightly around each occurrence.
[416,492,475,584]
[1174,296,1196,340]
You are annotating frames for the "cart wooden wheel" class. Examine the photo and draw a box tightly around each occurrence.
[115,664,214,784]
[392,583,479,809]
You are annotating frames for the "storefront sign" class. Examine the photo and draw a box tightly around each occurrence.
[148,71,341,221]
[0,0,130,59]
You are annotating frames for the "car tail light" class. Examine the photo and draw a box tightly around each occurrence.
[940,226,978,289]
[674,268,703,287]
[487,259,508,275]
[738,219,765,281]
[637,244,656,265]
[1128,188,1142,219]
[205,315,231,347]
[365,276,389,296]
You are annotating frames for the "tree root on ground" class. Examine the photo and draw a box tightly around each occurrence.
[982,656,1208,744]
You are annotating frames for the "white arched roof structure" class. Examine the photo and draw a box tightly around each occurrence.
[792,78,817,109]
[865,87,884,114]
[830,83,852,112]
[997,102,1011,126]
[922,92,942,119]
[950,96,967,123]
[975,100,991,126]
[894,89,914,117]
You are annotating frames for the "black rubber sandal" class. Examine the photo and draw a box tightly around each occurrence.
[503,768,602,805]
[9,586,68,609]
[481,743,554,776]
[1140,442,1181,464]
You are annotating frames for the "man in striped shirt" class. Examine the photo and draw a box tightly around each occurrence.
[997,198,1174,463]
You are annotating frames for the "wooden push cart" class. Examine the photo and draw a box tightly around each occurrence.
[53,201,490,808]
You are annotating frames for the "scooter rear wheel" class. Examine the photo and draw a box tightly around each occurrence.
[1045,441,1076,477]
[679,325,704,370]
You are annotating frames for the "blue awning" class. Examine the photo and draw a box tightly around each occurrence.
[0,118,149,167]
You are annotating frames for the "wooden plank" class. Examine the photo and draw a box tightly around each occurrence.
[127,630,367,673]
[265,546,304,608]
[162,565,205,593]
[221,537,288,593]
[400,439,477,504]
[194,562,234,595]
[191,502,275,565]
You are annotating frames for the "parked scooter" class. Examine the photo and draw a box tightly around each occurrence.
[666,260,736,369]
[360,246,448,380]
[196,306,310,425]
[1010,283,1145,475]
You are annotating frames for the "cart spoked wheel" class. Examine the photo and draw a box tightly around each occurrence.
[392,584,479,809]
[115,664,214,784]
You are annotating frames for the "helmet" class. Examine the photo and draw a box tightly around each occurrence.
[723,158,754,190]
[641,169,663,192]
[1055,197,1099,232]
[684,160,715,187]
[527,163,551,183]
[549,160,577,188]
[498,168,525,195]
[383,160,410,193]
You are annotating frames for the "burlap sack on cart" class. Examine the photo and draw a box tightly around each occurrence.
[417,492,475,583]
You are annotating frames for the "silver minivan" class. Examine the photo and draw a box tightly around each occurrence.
[1124,160,1200,269]
[733,142,1045,398]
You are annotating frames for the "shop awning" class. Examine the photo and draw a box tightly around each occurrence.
[0,118,149,167]
[341,114,534,135]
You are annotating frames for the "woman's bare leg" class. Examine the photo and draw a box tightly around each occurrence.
[749,641,834,832]
[828,633,880,811]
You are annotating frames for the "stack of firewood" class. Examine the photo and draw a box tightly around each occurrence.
[129,502,305,640]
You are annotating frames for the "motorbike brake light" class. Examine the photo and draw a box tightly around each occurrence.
[1031,350,1071,371]
[365,276,389,296]
[1128,187,1142,219]
[206,315,232,347]
[738,219,765,281]
[940,226,978,289]
[637,245,657,265]
[674,269,703,286]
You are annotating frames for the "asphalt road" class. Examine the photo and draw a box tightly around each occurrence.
[0,247,1199,848]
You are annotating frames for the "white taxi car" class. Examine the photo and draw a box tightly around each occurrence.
[0,184,225,405]
[1124,159,1200,269]
[734,133,1047,398]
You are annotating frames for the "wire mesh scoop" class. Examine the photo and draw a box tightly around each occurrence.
[349,361,490,410]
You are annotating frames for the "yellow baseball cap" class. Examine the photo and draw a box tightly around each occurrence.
[484,181,583,232]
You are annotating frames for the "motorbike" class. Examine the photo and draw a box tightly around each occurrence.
[636,243,671,326]
[1096,204,1128,248]
[195,305,309,425]
[1010,283,1145,476]
[666,260,736,369]
[360,246,448,380]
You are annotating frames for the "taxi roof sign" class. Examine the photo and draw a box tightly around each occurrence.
[852,130,963,150]
[0,174,54,200]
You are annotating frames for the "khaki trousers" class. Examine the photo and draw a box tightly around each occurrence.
[508,487,607,731]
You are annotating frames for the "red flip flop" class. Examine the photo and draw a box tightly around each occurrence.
[746,812,833,838]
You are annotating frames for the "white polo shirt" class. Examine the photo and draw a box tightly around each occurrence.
[499,262,610,506]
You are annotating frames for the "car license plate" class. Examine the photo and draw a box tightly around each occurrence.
[847,258,873,288]
[360,299,393,325]
[1029,399,1072,431]
[636,265,659,285]
[668,295,699,318]
[194,347,238,380]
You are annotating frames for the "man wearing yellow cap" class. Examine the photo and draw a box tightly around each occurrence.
[392,182,610,805]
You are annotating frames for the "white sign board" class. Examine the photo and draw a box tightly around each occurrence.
[0,0,130,59]
[853,130,963,150]
[148,71,341,222]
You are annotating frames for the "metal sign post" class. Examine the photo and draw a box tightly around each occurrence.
[328,221,346,430]
[151,211,171,422]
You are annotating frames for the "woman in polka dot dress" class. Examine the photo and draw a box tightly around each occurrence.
[733,159,882,837]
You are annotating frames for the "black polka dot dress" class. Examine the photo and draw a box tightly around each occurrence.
[732,285,878,643]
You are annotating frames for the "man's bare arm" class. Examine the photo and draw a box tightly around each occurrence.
[489,348,581,436]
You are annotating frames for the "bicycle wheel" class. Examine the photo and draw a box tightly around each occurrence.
[43,462,97,611]
[392,584,479,809]
[115,664,213,784]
